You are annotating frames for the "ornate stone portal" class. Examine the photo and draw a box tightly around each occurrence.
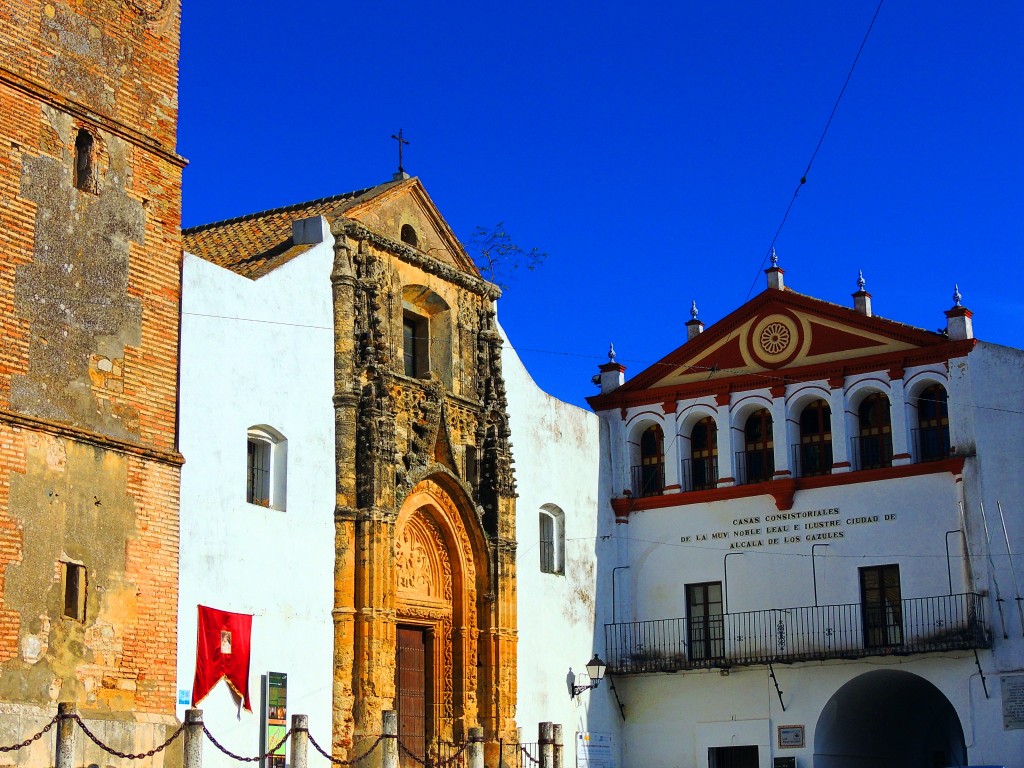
[328,180,517,764]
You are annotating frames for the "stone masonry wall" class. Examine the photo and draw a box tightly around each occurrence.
[0,1,184,761]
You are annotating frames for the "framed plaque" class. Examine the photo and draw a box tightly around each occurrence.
[777,725,804,748]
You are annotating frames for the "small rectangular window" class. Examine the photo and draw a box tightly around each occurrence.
[62,562,86,621]
[247,437,271,506]
[402,312,429,378]
[539,513,555,574]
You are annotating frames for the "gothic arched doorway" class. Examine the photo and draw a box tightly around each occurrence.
[814,669,966,768]
[393,477,486,763]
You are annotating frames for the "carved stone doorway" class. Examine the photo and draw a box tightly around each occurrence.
[394,478,482,747]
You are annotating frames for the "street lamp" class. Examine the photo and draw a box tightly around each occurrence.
[571,655,607,698]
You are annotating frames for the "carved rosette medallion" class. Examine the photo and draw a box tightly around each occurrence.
[748,312,803,368]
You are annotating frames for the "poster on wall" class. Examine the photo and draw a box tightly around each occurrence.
[1002,675,1024,730]
[576,732,615,768]
[777,725,805,748]
[262,672,288,768]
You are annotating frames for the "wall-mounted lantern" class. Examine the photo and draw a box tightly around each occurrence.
[571,654,607,698]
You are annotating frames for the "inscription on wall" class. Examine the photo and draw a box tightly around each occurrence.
[679,507,897,548]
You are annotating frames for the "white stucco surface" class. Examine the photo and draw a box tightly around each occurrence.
[501,325,622,757]
[176,239,338,763]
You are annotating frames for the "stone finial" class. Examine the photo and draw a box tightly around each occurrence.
[945,284,973,340]
[597,344,626,394]
[853,269,872,316]
[765,248,785,290]
[686,300,704,340]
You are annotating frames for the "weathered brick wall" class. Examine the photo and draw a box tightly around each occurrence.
[0,0,184,755]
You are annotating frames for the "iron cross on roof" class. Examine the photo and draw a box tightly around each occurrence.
[391,129,410,174]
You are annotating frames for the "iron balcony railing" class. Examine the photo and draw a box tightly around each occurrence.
[850,434,893,470]
[791,441,833,478]
[604,593,988,674]
[735,448,774,485]
[681,456,719,492]
[630,463,665,497]
[912,426,951,463]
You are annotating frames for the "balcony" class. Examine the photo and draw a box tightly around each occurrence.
[851,434,893,470]
[630,463,665,497]
[735,448,774,485]
[912,426,951,463]
[790,441,833,478]
[604,593,988,674]
[681,456,719,492]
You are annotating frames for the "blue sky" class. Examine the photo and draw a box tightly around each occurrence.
[179,1,1023,408]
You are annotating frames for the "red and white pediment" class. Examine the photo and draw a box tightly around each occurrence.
[595,289,966,406]
[652,301,923,388]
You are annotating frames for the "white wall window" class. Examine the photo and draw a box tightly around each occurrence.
[538,504,565,575]
[246,425,287,510]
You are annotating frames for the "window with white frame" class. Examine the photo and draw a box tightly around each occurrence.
[538,504,565,575]
[246,426,287,510]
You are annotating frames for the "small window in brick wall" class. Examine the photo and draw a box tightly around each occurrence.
[61,561,87,622]
[74,128,96,193]
[401,224,418,247]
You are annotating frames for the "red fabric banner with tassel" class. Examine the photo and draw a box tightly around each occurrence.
[192,605,253,711]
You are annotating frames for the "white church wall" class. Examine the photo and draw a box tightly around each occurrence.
[501,328,622,757]
[176,238,338,763]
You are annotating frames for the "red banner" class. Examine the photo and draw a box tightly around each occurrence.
[192,605,253,711]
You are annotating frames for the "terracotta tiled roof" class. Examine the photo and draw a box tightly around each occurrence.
[182,180,402,279]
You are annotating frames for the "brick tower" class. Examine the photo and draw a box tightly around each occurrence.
[0,1,184,763]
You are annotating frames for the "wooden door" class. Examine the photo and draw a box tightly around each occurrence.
[396,626,429,764]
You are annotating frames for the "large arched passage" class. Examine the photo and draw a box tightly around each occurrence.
[814,670,966,768]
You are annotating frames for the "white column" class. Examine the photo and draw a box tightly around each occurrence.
[662,407,682,493]
[889,374,911,466]
[714,398,735,487]
[828,379,851,472]
[771,388,789,478]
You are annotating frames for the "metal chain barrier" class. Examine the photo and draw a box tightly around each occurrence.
[71,714,186,760]
[397,737,469,768]
[0,714,59,753]
[202,724,294,763]
[519,744,541,766]
[307,731,395,766]
[0,711,495,768]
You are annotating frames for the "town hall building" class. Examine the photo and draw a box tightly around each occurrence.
[588,258,1024,768]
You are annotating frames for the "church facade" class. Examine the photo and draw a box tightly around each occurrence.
[176,178,608,766]
[0,1,184,762]
[588,261,1024,768]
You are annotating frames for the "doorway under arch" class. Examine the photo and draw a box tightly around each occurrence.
[814,669,966,768]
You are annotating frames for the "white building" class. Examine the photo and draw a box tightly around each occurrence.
[587,261,1024,768]
[175,181,612,765]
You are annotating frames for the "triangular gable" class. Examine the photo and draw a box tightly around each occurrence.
[614,289,949,394]
[342,178,480,277]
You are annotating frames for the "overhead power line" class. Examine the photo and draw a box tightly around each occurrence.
[744,0,887,302]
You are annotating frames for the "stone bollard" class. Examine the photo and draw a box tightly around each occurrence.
[55,703,76,768]
[552,724,563,768]
[381,710,398,768]
[539,722,554,768]
[291,714,309,768]
[468,727,484,768]
[184,708,204,768]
